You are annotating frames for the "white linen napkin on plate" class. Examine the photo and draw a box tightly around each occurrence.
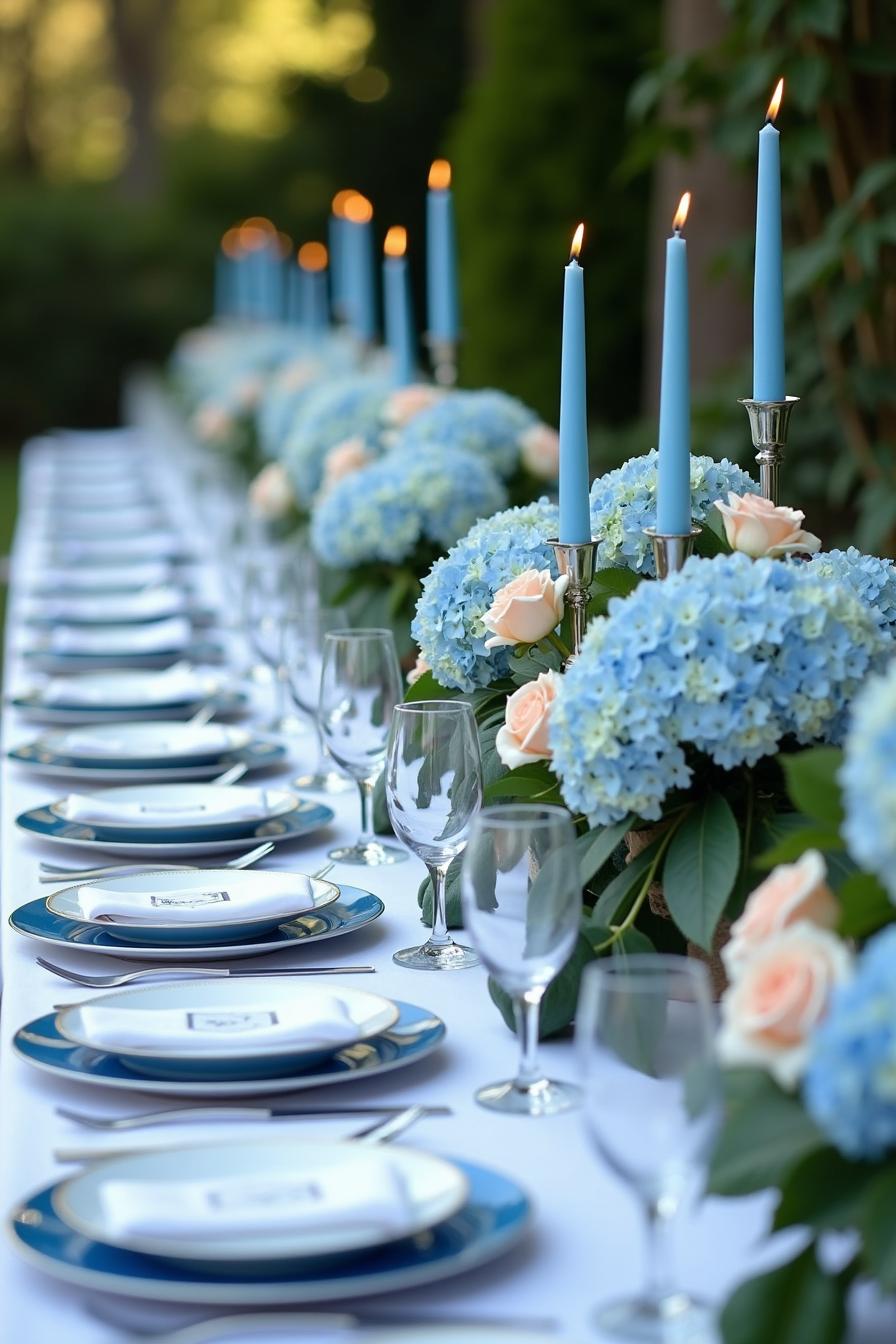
[62,724,236,759]
[76,873,311,924]
[40,665,215,707]
[76,993,356,1053]
[34,587,187,624]
[98,1157,411,1241]
[46,617,191,656]
[62,787,281,826]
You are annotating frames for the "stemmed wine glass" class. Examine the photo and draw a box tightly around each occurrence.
[318,628,406,866]
[575,955,722,1340]
[242,548,308,736]
[385,701,483,970]
[461,804,582,1113]
[282,607,353,793]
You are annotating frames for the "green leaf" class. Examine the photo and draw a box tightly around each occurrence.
[710,1085,826,1197]
[589,835,664,926]
[483,761,563,805]
[859,1167,896,1292]
[587,566,641,617]
[720,1244,847,1344]
[487,932,595,1039]
[694,508,730,558]
[417,856,462,929]
[372,774,393,836]
[575,817,633,888]
[779,749,844,831]
[404,670,458,704]
[837,871,895,937]
[756,825,845,869]
[663,793,740,951]
[774,1146,875,1233]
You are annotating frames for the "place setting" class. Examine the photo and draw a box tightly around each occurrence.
[9,664,248,724]
[21,583,215,630]
[19,615,226,673]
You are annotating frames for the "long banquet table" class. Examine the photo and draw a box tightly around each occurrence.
[0,393,817,1341]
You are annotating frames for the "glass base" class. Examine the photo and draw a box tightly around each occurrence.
[393,940,480,971]
[593,1294,716,1343]
[475,1076,582,1116]
[259,713,308,737]
[327,840,408,866]
[292,770,353,794]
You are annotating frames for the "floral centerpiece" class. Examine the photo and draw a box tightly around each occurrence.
[708,660,896,1342]
[403,449,896,1032]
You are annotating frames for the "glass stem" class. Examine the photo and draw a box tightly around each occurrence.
[426,862,452,949]
[643,1199,677,1306]
[357,777,376,846]
[513,988,544,1090]
[275,664,290,721]
[310,717,329,774]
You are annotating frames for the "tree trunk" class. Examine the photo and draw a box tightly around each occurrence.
[107,0,174,200]
[642,0,753,414]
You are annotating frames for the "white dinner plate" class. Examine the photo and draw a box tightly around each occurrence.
[52,1139,468,1266]
[26,561,174,595]
[36,723,252,765]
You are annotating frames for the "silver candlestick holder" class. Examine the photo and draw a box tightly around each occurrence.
[739,395,799,505]
[644,526,702,579]
[425,336,460,388]
[549,539,599,663]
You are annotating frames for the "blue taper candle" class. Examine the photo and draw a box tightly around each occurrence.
[558,224,591,543]
[426,159,460,342]
[383,226,416,386]
[329,190,354,322]
[753,78,786,401]
[656,192,693,537]
[298,242,329,335]
[345,194,377,342]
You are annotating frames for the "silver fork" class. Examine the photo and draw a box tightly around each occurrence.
[40,957,375,987]
[38,838,275,884]
[55,1103,452,1131]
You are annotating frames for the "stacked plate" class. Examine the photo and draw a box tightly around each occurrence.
[15,782,335,857]
[21,616,224,673]
[10,666,247,724]
[8,721,285,782]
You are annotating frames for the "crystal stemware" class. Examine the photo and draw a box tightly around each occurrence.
[461,803,582,1112]
[318,628,407,866]
[385,701,483,970]
[576,955,722,1340]
[242,548,308,736]
[282,608,353,793]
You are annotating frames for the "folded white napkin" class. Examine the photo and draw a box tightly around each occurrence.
[40,666,215,708]
[77,993,355,1053]
[63,787,280,826]
[98,1157,411,1242]
[33,561,173,594]
[46,617,191,656]
[34,587,187,625]
[55,531,181,559]
[76,872,311,924]
[63,724,235,759]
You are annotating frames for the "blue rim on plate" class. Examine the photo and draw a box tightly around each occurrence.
[24,605,217,630]
[9,1159,530,1305]
[15,795,334,849]
[8,885,385,960]
[21,641,225,672]
[8,690,249,723]
[7,738,286,779]
[12,999,445,1098]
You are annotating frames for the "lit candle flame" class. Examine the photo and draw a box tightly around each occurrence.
[384,226,407,258]
[331,189,357,217]
[276,230,293,260]
[672,191,691,232]
[298,241,328,272]
[343,192,373,224]
[428,159,451,190]
[766,77,784,125]
[569,222,585,261]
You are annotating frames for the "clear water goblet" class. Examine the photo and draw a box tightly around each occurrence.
[282,607,353,794]
[243,548,307,736]
[575,955,722,1341]
[461,803,582,1113]
[319,628,407,866]
[385,701,483,970]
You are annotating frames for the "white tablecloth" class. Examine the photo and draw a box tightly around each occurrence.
[0,398,844,1342]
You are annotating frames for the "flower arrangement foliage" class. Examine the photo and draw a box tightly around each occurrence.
[841,663,896,903]
[587,449,759,575]
[281,373,391,503]
[392,388,540,479]
[805,547,896,637]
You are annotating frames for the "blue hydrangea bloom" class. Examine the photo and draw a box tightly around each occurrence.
[550,551,888,826]
[281,374,390,503]
[804,548,896,637]
[310,446,506,570]
[588,450,760,576]
[392,389,538,479]
[412,498,560,691]
[804,926,896,1160]
[841,664,896,899]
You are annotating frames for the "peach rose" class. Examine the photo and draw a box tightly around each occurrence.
[496,670,559,769]
[192,403,233,444]
[519,423,560,480]
[248,462,296,521]
[406,654,430,686]
[722,850,838,976]
[281,357,321,392]
[236,374,264,411]
[715,493,821,559]
[383,384,446,427]
[321,437,372,493]
[483,569,569,649]
[717,923,853,1088]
